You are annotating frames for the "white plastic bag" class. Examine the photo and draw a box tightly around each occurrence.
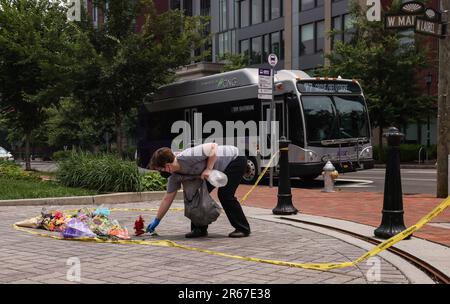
[207,170,228,188]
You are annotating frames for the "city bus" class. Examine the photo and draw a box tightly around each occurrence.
[137,68,374,183]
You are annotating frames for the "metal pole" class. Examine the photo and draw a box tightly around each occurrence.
[437,3,449,198]
[374,127,410,239]
[273,137,298,215]
[269,68,274,188]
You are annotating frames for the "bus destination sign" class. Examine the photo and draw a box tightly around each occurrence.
[297,81,362,94]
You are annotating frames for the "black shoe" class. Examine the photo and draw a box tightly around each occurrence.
[228,230,250,238]
[185,228,208,238]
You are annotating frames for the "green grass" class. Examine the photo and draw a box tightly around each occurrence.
[0,177,97,200]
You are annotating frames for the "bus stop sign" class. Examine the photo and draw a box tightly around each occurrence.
[268,54,278,67]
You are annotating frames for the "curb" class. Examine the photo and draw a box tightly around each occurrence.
[374,164,436,169]
[243,206,440,284]
[0,191,184,206]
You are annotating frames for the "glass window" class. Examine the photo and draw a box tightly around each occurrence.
[270,31,280,57]
[240,39,250,59]
[220,0,227,31]
[287,95,304,147]
[300,0,315,11]
[344,14,355,43]
[280,30,285,59]
[316,20,325,52]
[240,0,250,28]
[170,0,181,9]
[300,23,314,55]
[263,34,270,61]
[333,96,369,139]
[251,36,262,64]
[271,0,281,19]
[301,96,338,142]
[252,0,263,24]
[332,15,342,48]
[264,0,270,21]
[183,0,193,16]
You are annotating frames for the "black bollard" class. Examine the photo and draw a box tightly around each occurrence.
[374,127,410,239]
[273,137,298,215]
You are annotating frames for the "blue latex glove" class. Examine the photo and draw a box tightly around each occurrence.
[146,218,161,233]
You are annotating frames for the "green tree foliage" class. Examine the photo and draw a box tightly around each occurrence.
[44,97,114,151]
[0,0,93,169]
[219,52,250,72]
[322,0,434,147]
[73,0,211,157]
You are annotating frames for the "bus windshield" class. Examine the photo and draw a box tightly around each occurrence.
[301,95,370,145]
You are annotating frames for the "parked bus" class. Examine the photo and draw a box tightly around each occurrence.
[137,68,374,183]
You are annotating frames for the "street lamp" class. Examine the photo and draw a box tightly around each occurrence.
[425,72,433,148]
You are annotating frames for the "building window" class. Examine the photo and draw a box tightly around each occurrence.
[270,31,280,58]
[343,14,355,43]
[251,36,262,64]
[316,20,324,52]
[271,0,281,19]
[219,0,228,31]
[332,15,343,48]
[240,39,250,61]
[300,0,323,11]
[170,0,181,9]
[219,32,230,57]
[183,0,193,16]
[263,34,270,61]
[264,0,270,21]
[252,0,263,25]
[92,4,98,27]
[239,0,250,28]
[300,23,314,55]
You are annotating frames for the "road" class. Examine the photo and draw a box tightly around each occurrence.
[261,168,437,195]
[21,161,437,195]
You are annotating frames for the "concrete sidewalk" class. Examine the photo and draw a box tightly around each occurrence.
[223,185,450,247]
[0,201,433,284]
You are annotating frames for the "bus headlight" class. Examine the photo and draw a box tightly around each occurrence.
[306,150,320,162]
[359,146,373,159]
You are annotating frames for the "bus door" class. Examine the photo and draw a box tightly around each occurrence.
[261,97,287,169]
[184,108,199,147]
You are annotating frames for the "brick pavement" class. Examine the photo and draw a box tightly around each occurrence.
[0,202,411,284]
[221,186,450,247]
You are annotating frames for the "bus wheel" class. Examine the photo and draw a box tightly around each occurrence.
[300,174,320,182]
[242,157,258,184]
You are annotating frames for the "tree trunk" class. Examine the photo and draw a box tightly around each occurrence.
[115,112,123,157]
[437,0,450,198]
[25,132,31,171]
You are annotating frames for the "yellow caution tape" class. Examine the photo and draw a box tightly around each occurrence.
[240,147,288,205]
[13,196,450,271]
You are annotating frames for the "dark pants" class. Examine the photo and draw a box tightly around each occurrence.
[191,156,251,234]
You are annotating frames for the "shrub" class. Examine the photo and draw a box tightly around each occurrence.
[140,171,167,191]
[0,161,41,181]
[52,150,73,161]
[373,144,432,163]
[56,152,142,193]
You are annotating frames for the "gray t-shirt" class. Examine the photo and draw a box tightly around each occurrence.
[166,145,239,193]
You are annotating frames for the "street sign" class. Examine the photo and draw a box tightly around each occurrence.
[385,14,420,29]
[258,68,273,89]
[268,54,278,67]
[415,18,446,38]
[258,68,272,100]
[384,1,447,39]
